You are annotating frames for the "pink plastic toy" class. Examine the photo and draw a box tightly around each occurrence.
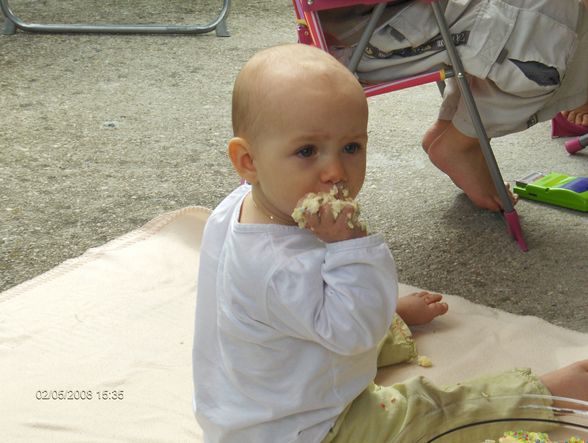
[565,133,588,155]
[551,112,588,138]
[551,112,588,155]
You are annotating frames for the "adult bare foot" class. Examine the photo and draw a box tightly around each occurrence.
[562,103,588,127]
[422,119,451,154]
[427,123,517,212]
[396,291,448,326]
[540,360,588,410]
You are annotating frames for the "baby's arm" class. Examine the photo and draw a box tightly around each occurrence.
[266,236,396,355]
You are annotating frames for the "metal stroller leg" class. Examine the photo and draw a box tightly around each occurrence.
[429,1,528,252]
[0,0,230,35]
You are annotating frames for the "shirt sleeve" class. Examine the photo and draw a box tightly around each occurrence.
[265,234,397,356]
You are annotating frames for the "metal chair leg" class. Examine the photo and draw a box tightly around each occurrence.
[0,0,230,35]
[429,1,528,251]
[2,16,15,34]
[215,14,230,37]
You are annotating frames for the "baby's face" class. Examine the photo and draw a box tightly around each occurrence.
[250,77,368,222]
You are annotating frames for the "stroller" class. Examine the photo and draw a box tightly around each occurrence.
[292,0,528,251]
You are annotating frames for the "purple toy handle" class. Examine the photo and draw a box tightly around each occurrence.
[565,133,588,155]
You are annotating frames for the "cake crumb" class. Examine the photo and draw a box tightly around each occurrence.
[417,355,433,367]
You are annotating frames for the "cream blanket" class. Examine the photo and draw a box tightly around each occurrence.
[1,207,586,442]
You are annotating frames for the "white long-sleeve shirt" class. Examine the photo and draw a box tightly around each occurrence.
[193,185,397,443]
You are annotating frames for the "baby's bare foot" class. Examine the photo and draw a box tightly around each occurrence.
[397,291,448,326]
[540,360,588,410]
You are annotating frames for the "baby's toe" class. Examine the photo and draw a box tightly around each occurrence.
[424,293,443,304]
[430,302,449,317]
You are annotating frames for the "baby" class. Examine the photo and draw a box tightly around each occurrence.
[192,43,588,443]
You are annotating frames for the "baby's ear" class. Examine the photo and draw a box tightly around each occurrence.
[228,137,258,184]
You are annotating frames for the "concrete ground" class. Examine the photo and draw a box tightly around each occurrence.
[1,1,586,332]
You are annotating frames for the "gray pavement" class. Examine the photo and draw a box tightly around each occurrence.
[1,1,587,331]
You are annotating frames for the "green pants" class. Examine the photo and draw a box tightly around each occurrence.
[322,315,551,443]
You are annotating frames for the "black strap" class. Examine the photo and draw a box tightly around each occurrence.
[365,30,470,59]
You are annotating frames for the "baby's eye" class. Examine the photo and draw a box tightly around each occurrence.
[296,145,316,158]
[343,143,361,154]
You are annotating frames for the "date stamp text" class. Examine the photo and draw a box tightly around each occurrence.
[35,390,125,401]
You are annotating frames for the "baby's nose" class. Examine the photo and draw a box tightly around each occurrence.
[320,158,346,184]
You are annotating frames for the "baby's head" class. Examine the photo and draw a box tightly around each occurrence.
[231,44,366,142]
[228,44,369,224]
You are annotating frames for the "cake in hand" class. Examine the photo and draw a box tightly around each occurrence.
[291,185,366,231]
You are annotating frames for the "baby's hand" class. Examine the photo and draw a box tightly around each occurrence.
[303,202,367,243]
[292,189,367,243]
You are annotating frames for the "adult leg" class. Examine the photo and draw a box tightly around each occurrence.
[422,78,459,154]
[422,119,451,154]
[422,78,517,212]
[426,123,509,212]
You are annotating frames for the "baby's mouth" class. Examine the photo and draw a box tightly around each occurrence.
[333,183,350,199]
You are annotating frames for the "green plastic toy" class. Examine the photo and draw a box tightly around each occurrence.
[513,172,588,212]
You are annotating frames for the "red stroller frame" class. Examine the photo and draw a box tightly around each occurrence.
[292,0,528,252]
